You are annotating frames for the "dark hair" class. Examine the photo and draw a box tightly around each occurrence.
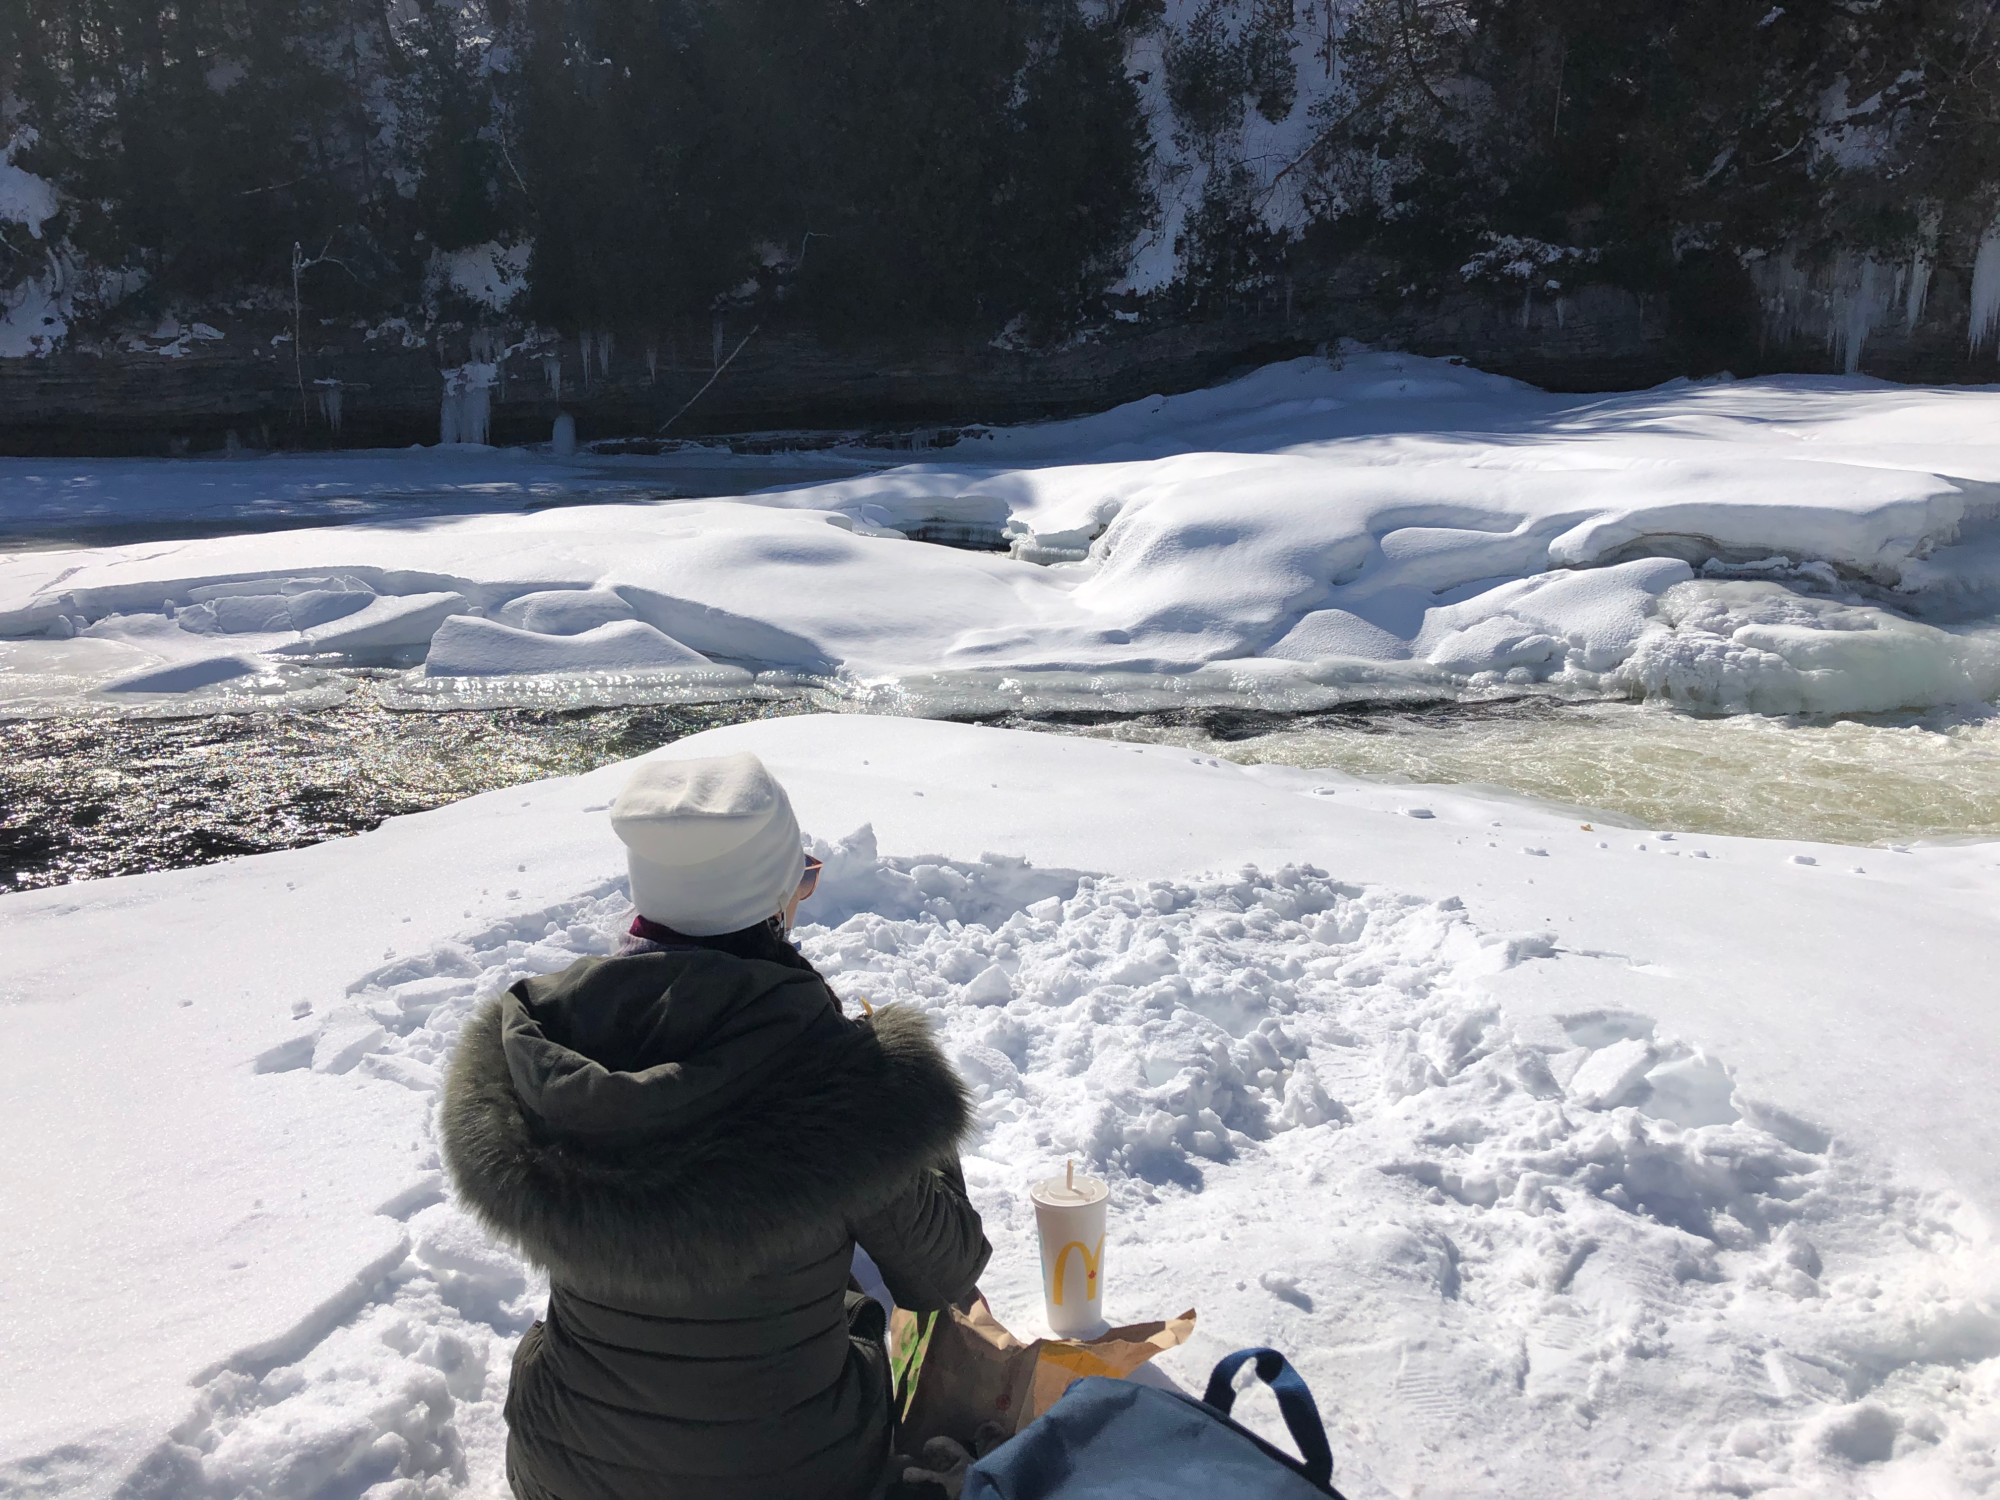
[692,917,820,974]
[638,913,824,979]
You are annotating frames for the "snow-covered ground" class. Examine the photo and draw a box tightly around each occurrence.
[5,715,1996,1500]
[5,353,2000,720]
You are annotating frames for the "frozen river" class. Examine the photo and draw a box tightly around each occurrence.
[5,352,1998,884]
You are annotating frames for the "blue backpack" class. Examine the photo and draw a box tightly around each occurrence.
[961,1347,1347,1499]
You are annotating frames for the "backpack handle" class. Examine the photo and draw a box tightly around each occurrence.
[1202,1347,1334,1488]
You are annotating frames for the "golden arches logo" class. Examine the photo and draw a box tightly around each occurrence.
[1050,1236,1104,1306]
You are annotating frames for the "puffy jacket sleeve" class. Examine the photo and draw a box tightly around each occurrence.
[853,1156,991,1313]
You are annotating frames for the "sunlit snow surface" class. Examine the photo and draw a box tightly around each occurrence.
[3,719,1997,1500]
[5,353,2000,721]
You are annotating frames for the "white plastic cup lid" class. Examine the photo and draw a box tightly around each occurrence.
[1031,1172,1108,1208]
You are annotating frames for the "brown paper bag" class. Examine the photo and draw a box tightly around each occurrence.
[890,1294,1196,1453]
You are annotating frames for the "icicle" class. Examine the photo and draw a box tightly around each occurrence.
[712,318,725,367]
[463,381,491,445]
[645,338,659,385]
[578,330,594,390]
[315,379,344,436]
[439,362,495,445]
[1754,247,1891,372]
[597,330,614,376]
[1840,258,1882,375]
[470,329,505,403]
[1969,220,2000,354]
[543,354,562,398]
[1906,204,1939,332]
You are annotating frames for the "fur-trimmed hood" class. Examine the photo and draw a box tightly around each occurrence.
[440,950,972,1299]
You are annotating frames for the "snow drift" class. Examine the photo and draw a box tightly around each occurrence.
[4,353,1999,719]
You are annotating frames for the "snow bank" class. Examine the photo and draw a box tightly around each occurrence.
[422,616,714,676]
[5,354,2000,718]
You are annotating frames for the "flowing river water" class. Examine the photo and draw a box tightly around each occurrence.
[0,695,813,889]
[5,687,1997,890]
[1051,699,2000,847]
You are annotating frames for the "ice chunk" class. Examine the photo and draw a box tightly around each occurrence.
[282,588,375,631]
[495,587,637,636]
[1567,1037,1656,1109]
[961,964,1014,1006]
[100,654,264,694]
[250,1030,317,1074]
[177,578,375,633]
[1279,1060,1341,1128]
[276,592,470,655]
[1009,521,1102,565]
[1641,1053,1740,1128]
[1626,579,2000,714]
[174,594,294,635]
[185,576,367,602]
[422,615,713,676]
[311,1019,387,1074]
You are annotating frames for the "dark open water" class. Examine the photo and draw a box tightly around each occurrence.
[1,696,813,889]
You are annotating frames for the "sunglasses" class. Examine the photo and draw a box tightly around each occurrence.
[796,855,823,902]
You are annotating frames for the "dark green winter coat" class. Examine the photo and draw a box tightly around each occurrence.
[440,949,990,1500]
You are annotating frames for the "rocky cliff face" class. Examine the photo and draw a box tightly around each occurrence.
[7,1,1997,455]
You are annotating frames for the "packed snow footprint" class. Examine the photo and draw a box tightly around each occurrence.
[188,833,2000,1499]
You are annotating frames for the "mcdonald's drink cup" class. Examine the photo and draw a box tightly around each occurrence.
[1031,1166,1109,1338]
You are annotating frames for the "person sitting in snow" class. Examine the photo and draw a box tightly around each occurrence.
[441,751,989,1500]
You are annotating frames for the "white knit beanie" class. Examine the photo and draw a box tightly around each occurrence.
[611,752,806,936]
